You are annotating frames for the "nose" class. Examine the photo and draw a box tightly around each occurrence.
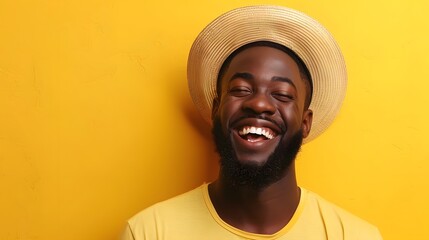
[242,92,276,115]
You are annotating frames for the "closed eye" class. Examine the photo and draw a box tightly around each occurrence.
[272,92,295,102]
[229,87,252,97]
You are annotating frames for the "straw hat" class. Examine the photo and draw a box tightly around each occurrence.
[187,5,347,143]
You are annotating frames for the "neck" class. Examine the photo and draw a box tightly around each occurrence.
[208,162,300,235]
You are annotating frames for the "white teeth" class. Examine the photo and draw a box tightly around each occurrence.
[238,126,274,139]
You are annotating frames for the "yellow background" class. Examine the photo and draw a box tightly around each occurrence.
[1,0,428,239]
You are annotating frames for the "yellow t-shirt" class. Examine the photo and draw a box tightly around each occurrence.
[122,184,382,240]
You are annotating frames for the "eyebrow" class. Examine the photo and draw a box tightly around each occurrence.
[229,72,297,90]
[230,72,254,81]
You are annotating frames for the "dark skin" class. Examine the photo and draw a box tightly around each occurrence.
[209,46,313,234]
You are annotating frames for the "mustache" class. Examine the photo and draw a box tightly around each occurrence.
[230,114,286,133]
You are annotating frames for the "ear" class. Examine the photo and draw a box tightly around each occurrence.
[211,97,220,120]
[301,109,313,139]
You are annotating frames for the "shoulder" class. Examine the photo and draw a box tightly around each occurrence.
[129,184,206,224]
[125,184,209,239]
[303,189,383,240]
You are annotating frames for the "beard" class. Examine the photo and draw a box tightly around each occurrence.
[212,117,303,190]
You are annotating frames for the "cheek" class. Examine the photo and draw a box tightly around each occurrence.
[279,105,304,129]
[218,99,241,127]
[219,97,239,114]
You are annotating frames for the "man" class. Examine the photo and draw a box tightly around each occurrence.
[122,6,382,239]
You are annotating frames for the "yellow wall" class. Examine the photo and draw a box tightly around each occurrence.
[1,0,428,239]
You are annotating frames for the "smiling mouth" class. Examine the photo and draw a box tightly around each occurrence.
[238,126,277,142]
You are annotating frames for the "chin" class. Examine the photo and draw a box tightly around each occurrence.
[234,154,271,167]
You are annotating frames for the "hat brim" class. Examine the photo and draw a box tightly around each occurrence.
[187,5,347,143]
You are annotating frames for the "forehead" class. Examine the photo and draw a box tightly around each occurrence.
[220,46,304,87]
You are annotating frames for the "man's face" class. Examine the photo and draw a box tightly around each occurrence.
[212,46,312,187]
